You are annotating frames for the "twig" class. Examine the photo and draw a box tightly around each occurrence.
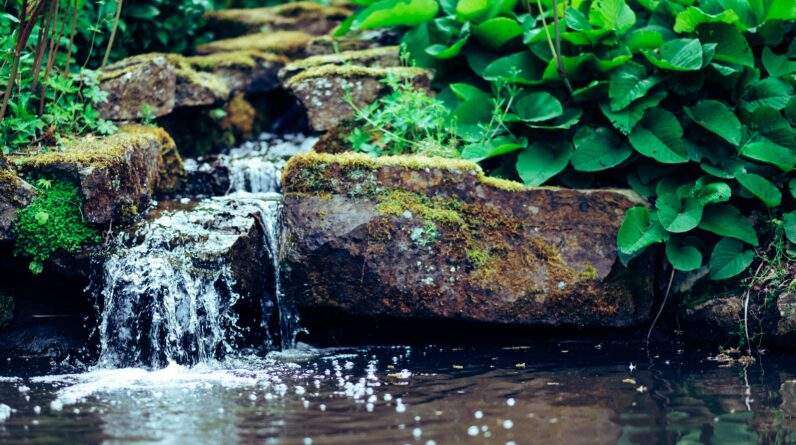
[742,260,766,356]
[0,0,43,120]
[647,268,675,346]
[101,0,124,68]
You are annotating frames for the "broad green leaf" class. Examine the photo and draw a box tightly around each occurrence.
[426,32,470,59]
[692,180,731,205]
[617,206,666,256]
[699,204,758,246]
[600,91,666,135]
[784,211,796,243]
[790,178,796,198]
[762,48,796,77]
[516,141,572,186]
[352,0,439,30]
[526,108,583,130]
[741,78,793,113]
[513,91,563,122]
[684,100,742,146]
[709,238,755,280]
[642,39,704,71]
[746,106,796,150]
[449,83,491,103]
[473,17,523,49]
[399,22,436,67]
[571,127,632,171]
[541,53,632,81]
[456,0,489,21]
[735,172,782,207]
[656,190,704,233]
[666,237,703,271]
[624,26,666,51]
[673,7,739,33]
[461,136,526,162]
[589,0,636,34]
[482,51,543,85]
[765,0,796,21]
[697,23,754,67]
[608,62,661,111]
[739,137,796,172]
[629,109,688,163]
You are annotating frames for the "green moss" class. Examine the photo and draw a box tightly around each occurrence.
[286,64,429,87]
[376,190,465,226]
[12,125,169,170]
[196,31,314,56]
[283,46,399,72]
[466,248,491,268]
[14,179,100,274]
[185,51,287,70]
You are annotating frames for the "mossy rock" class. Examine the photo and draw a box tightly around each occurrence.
[195,31,315,59]
[279,46,400,81]
[285,65,431,132]
[280,152,653,329]
[11,125,182,226]
[0,165,35,241]
[205,1,351,39]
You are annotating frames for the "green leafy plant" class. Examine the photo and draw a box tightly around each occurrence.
[14,178,101,274]
[1,4,116,154]
[346,75,462,157]
[340,0,796,282]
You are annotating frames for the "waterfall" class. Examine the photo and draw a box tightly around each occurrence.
[96,133,316,368]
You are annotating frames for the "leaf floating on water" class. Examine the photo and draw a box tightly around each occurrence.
[622,378,637,385]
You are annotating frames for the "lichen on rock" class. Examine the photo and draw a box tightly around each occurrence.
[0,164,35,242]
[279,46,400,81]
[280,152,653,329]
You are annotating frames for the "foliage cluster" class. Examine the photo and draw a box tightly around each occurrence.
[340,0,796,281]
[1,3,116,154]
[14,178,100,274]
[74,0,224,68]
[347,75,461,157]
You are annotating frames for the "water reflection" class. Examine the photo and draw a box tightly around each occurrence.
[0,341,795,444]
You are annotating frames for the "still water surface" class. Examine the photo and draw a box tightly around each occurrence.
[0,339,794,444]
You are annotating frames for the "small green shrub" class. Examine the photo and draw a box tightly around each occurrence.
[347,76,461,157]
[15,179,101,274]
[0,7,116,154]
[340,0,796,282]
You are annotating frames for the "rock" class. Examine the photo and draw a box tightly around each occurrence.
[195,31,315,59]
[205,1,351,39]
[682,296,745,344]
[279,46,401,81]
[285,65,431,132]
[0,163,35,241]
[100,54,232,121]
[280,152,654,329]
[304,30,401,56]
[97,197,274,366]
[11,125,182,226]
[99,55,177,121]
[185,50,288,94]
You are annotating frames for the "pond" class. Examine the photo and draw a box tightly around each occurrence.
[0,339,792,444]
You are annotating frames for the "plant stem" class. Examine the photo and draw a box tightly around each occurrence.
[647,268,675,345]
[101,0,124,68]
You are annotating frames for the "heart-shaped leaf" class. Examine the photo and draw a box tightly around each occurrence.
[684,100,742,146]
[513,91,563,122]
[642,38,704,71]
[461,136,527,162]
[666,237,703,271]
[516,141,572,186]
[629,109,688,164]
[735,172,782,207]
[352,0,439,30]
[617,206,667,257]
[608,62,662,111]
[740,137,796,172]
[473,17,523,48]
[571,126,632,171]
[709,238,755,280]
[698,204,759,246]
[784,211,796,243]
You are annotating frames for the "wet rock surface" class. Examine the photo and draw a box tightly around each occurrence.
[11,125,179,226]
[280,152,654,329]
[97,196,275,367]
[0,163,35,241]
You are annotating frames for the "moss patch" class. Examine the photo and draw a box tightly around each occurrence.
[14,179,100,274]
[12,125,170,170]
[196,31,314,56]
[283,46,399,72]
[286,64,429,87]
[185,50,287,70]
[376,190,464,226]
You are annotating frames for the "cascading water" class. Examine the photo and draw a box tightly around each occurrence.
[96,133,315,367]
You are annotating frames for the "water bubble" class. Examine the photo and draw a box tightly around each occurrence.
[467,426,479,436]
[474,410,483,419]
[412,428,422,438]
[502,419,514,429]
[506,398,516,407]
[33,406,41,415]
[303,438,313,445]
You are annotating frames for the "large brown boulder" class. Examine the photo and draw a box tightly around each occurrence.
[284,65,431,132]
[0,162,35,241]
[280,152,654,329]
[11,125,182,226]
[205,1,351,39]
